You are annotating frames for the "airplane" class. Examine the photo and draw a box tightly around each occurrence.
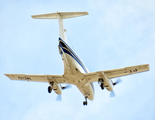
[4,11,150,106]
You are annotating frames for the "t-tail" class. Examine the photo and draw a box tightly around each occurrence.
[31,12,88,43]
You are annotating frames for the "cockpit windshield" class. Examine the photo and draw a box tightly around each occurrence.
[60,41,67,49]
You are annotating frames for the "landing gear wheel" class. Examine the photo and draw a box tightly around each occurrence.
[100,83,104,90]
[83,101,85,105]
[83,96,88,106]
[83,101,88,106]
[48,86,52,93]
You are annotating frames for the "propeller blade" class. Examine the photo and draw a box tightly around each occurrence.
[113,78,122,86]
[110,91,116,98]
[62,84,72,90]
[56,95,62,101]
[56,84,71,101]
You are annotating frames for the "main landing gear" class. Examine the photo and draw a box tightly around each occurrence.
[83,96,88,106]
[48,86,52,93]
[98,78,104,90]
[100,83,104,90]
[48,82,54,93]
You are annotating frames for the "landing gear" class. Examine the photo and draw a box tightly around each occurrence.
[98,78,104,83]
[83,96,88,106]
[48,86,52,93]
[48,82,54,93]
[98,78,104,90]
[83,101,87,106]
[100,83,104,90]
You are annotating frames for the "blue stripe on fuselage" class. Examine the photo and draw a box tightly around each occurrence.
[59,38,88,73]
[58,38,94,92]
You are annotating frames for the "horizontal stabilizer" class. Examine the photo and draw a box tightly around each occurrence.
[31,12,88,19]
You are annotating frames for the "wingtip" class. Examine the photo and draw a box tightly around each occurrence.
[4,73,8,76]
[4,74,12,80]
[31,15,36,18]
[147,64,150,71]
[85,12,89,15]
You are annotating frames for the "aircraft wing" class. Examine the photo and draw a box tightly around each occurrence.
[4,74,66,83]
[84,64,150,83]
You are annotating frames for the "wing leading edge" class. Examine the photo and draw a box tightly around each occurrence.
[83,64,150,83]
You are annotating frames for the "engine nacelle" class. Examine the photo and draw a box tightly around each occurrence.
[52,82,62,95]
[98,71,113,91]
[105,79,113,91]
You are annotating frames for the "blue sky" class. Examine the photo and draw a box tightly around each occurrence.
[0,0,155,120]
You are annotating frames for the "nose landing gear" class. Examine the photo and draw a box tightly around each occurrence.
[83,96,88,106]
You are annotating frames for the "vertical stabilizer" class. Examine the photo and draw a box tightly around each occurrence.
[31,12,88,43]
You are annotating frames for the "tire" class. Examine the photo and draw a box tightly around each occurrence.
[100,83,104,90]
[48,86,52,93]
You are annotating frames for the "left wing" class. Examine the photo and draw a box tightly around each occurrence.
[4,74,66,83]
[83,64,150,83]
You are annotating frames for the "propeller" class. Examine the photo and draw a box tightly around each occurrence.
[110,91,116,97]
[56,95,62,101]
[62,84,72,90]
[110,78,122,98]
[113,78,122,86]
[56,84,72,101]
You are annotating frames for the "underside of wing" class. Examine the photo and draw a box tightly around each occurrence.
[104,64,149,79]
[4,74,66,83]
[83,64,150,83]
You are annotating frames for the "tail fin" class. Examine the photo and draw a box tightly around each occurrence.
[31,12,88,42]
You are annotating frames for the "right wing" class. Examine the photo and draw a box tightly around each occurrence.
[4,74,66,83]
[83,64,150,83]
[103,64,150,79]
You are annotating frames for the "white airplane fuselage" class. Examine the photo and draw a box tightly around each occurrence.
[59,38,94,100]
